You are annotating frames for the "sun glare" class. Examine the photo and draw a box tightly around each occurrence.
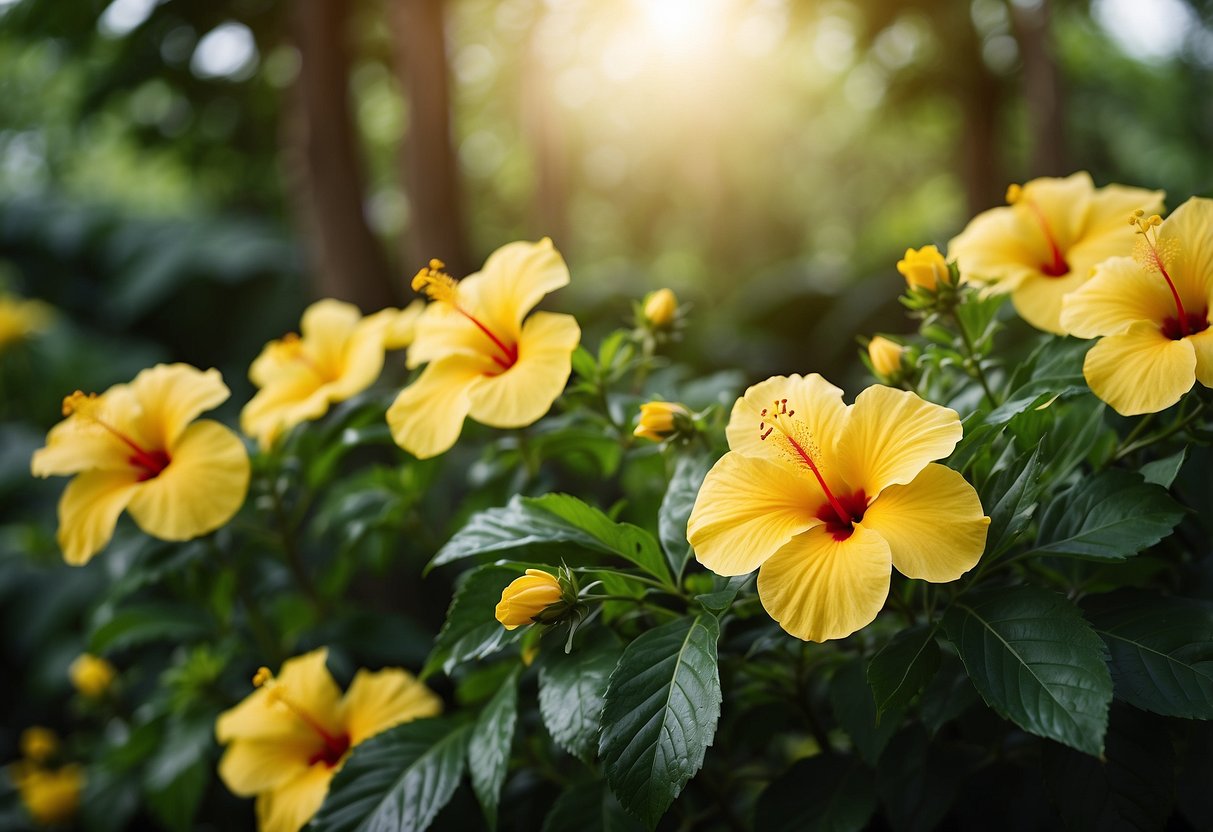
[632,0,732,59]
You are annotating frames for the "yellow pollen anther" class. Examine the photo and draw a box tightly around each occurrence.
[62,391,100,418]
[411,259,460,305]
[1005,183,1023,204]
[252,667,273,688]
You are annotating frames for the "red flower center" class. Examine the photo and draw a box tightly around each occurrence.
[1162,308,1210,341]
[816,489,868,541]
[308,732,351,768]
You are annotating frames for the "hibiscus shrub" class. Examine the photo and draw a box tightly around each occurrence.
[4,185,1213,832]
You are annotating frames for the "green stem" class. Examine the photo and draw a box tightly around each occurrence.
[1114,399,1204,459]
[952,311,997,407]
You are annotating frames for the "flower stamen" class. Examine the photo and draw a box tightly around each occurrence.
[61,392,169,479]
[1008,183,1069,277]
[252,667,350,766]
[273,333,330,380]
[1131,212,1205,339]
[759,399,854,528]
[412,259,518,370]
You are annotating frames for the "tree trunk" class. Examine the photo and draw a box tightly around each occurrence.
[389,0,469,276]
[1009,0,1067,177]
[285,0,397,311]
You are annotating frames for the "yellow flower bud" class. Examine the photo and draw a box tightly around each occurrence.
[20,728,58,764]
[495,570,564,630]
[68,654,115,699]
[13,764,84,826]
[867,336,905,380]
[633,401,692,443]
[643,288,678,327]
[896,245,950,291]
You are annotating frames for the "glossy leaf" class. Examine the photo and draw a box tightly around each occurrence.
[942,587,1112,756]
[598,615,721,828]
[539,632,622,761]
[658,452,711,579]
[312,717,470,832]
[867,624,941,717]
[469,670,519,830]
[423,566,521,678]
[541,780,645,832]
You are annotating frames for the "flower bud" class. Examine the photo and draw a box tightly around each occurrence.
[68,654,115,699]
[633,401,692,443]
[643,288,678,328]
[897,245,950,291]
[13,764,84,826]
[867,336,906,381]
[20,728,58,764]
[495,570,565,630]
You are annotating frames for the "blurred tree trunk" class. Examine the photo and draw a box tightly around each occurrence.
[285,0,397,311]
[952,14,1005,214]
[1009,0,1067,177]
[390,0,469,276]
[521,48,569,247]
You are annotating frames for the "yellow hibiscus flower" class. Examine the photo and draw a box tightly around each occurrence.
[242,299,424,450]
[31,364,250,565]
[687,374,989,642]
[11,762,83,826]
[495,569,563,630]
[1060,198,1213,416]
[948,172,1164,334]
[387,238,581,459]
[216,648,441,832]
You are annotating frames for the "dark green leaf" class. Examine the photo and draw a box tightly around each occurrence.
[919,658,980,736]
[876,727,972,832]
[1043,705,1174,831]
[1140,449,1186,488]
[980,441,1044,558]
[541,780,645,832]
[143,715,213,832]
[428,495,670,585]
[830,660,903,765]
[1085,592,1213,719]
[867,625,941,716]
[539,631,622,761]
[658,453,712,579]
[312,717,471,832]
[469,670,519,831]
[942,587,1112,755]
[1027,469,1184,560]
[526,494,670,584]
[599,615,722,828]
[695,575,749,614]
[423,566,521,678]
[755,755,877,832]
[89,603,212,653]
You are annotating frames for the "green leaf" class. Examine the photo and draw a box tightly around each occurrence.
[1042,705,1174,831]
[423,566,522,678]
[755,755,877,832]
[538,631,622,761]
[1027,469,1184,560]
[526,494,671,584]
[89,603,213,653]
[876,726,970,832]
[866,625,941,717]
[980,442,1044,558]
[1140,449,1186,488]
[1085,592,1213,719]
[312,717,471,832]
[598,615,722,828]
[942,587,1112,755]
[541,780,645,832]
[469,670,519,830]
[658,453,712,580]
[142,715,213,832]
[830,660,903,765]
[428,495,671,585]
[695,575,749,614]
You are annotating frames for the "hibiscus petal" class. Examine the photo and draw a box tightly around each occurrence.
[756,524,891,642]
[472,238,571,336]
[861,463,989,582]
[130,364,230,449]
[300,299,362,370]
[386,355,487,458]
[255,765,335,832]
[1060,256,1174,339]
[1189,327,1213,388]
[32,385,147,477]
[835,385,962,497]
[688,453,822,577]
[125,420,250,542]
[725,374,847,486]
[1159,197,1213,303]
[342,669,442,746]
[947,207,1041,292]
[466,312,579,428]
[241,376,332,450]
[217,738,314,797]
[1083,321,1196,416]
[56,470,142,565]
[1011,269,1091,335]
